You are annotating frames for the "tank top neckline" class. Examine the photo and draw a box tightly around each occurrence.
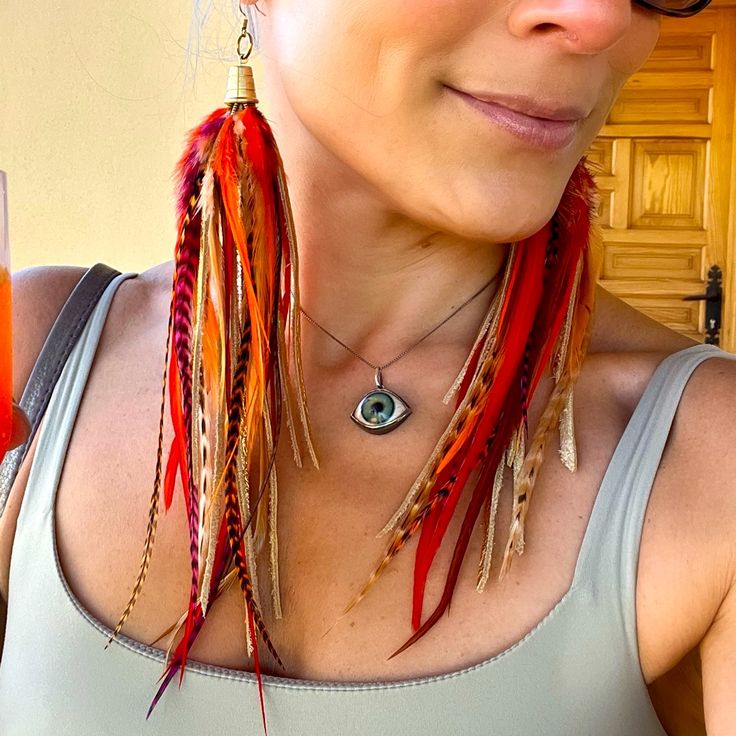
[41,272,717,690]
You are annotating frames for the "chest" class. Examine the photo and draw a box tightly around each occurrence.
[52,324,711,731]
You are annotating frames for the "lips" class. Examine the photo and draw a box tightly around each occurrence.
[447,85,592,122]
[446,85,590,151]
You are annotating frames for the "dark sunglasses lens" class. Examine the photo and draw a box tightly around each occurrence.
[640,0,710,13]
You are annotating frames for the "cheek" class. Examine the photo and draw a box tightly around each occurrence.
[590,11,660,135]
[269,0,473,117]
[268,0,461,171]
[265,1,663,245]
[608,10,661,78]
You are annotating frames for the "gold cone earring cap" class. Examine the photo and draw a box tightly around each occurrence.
[224,62,258,106]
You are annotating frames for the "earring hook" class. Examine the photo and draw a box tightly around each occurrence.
[239,2,264,19]
[236,5,254,61]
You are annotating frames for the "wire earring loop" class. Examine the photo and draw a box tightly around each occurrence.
[237,14,254,61]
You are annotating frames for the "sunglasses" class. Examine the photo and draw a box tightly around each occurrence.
[633,0,713,16]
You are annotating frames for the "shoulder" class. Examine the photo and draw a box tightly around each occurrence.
[10,265,91,401]
[588,285,736,525]
[671,345,736,551]
[581,284,700,415]
[588,284,699,355]
[594,286,736,631]
[587,287,736,680]
[107,260,173,333]
[0,260,170,601]
[10,259,172,400]
[673,349,736,730]
[0,261,171,600]
[1,264,90,599]
[587,284,736,577]
[9,263,164,399]
[9,260,172,419]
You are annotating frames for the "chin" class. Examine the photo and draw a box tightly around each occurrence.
[419,177,572,245]
[358,131,586,244]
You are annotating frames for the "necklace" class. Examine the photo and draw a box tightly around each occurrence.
[297,275,500,435]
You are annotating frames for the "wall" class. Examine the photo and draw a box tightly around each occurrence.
[1,0,261,273]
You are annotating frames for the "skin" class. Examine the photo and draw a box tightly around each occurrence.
[249,0,661,358]
[7,403,29,451]
[3,1,736,734]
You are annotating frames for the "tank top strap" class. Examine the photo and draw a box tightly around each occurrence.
[570,343,734,601]
[15,271,138,527]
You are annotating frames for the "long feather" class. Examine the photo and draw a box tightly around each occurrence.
[119,71,601,731]
[335,159,601,655]
[499,168,603,576]
[106,111,227,646]
[129,97,318,733]
[339,255,515,619]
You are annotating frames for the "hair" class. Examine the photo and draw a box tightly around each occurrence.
[184,0,262,90]
[193,0,261,49]
[242,2,262,48]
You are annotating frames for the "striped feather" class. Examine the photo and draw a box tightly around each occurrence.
[126,91,318,733]
[337,160,601,654]
[107,109,227,646]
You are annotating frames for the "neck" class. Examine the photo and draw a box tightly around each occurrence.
[266,108,508,376]
[292,193,509,368]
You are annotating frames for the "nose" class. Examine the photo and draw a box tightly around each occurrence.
[507,0,633,55]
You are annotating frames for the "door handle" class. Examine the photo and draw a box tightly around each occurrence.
[682,264,722,346]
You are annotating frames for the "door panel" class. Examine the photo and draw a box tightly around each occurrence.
[588,4,736,348]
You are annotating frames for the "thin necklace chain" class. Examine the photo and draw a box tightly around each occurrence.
[296,274,500,372]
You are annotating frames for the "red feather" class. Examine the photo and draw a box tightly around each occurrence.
[163,437,179,512]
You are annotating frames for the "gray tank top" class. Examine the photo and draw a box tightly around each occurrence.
[1,271,729,734]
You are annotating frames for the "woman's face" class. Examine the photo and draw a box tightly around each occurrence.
[255,0,661,243]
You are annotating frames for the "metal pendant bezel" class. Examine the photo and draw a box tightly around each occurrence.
[350,387,412,435]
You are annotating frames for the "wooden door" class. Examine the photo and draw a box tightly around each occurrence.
[587,0,736,350]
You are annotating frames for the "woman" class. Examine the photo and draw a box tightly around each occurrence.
[1,1,734,734]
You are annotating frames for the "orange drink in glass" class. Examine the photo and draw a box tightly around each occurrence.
[0,171,13,461]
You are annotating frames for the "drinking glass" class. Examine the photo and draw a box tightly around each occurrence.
[0,171,13,461]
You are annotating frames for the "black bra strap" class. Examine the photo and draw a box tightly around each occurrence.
[0,263,121,517]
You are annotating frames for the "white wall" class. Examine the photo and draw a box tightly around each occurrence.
[1,0,264,273]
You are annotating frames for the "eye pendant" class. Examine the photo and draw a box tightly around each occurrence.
[351,367,412,435]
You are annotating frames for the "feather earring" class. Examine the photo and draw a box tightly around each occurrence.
[338,159,603,654]
[106,6,601,730]
[106,11,318,733]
